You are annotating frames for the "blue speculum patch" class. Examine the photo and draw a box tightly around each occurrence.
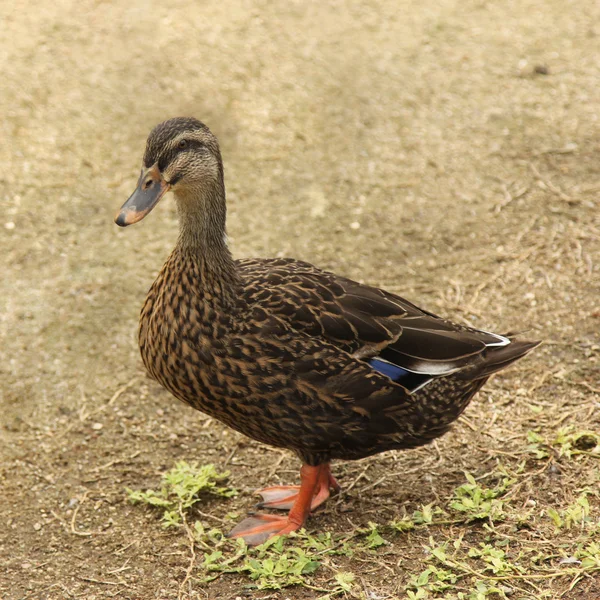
[368,358,411,381]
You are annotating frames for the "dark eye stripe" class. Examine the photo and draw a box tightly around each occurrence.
[157,139,206,172]
[157,153,171,171]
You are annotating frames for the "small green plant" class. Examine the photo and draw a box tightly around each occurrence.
[197,529,357,591]
[360,521,387,549]
[547,492,591,530]
[390,503,448,534]
[408,563,459,595]
[526,430,551,459]
[413,502,447,525]
[468,543,525,575]
[576,541,600,570]
[331,571,356,594]
[463,580,510,600]
[526,428,600,460]
[449,472,513,522]
[407,538,461,596]
[243,545,320,589]
[126,461,236,526]
[391,515,416,533]
[554,428,600,458]
[301,530,354,556]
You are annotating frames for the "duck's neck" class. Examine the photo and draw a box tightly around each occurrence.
[174,181,240,302]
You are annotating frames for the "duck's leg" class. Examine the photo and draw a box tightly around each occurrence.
[227,464,325,546]
[255,463,340,511]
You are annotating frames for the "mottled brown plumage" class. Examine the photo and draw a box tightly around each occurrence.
[115,117,540,544]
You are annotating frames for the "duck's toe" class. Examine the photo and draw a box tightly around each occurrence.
[226,513,300,546]
[256,485,301,510]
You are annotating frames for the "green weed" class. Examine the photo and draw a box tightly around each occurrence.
[527,427,600,460]
[126,461,236,526]
[360,521,388,549]
[526,430,550,459]
[576,541,600,570]
[196,529,356,591]
[449,472,514,522]
[554,428,600,458]
[413,502,447,525]
[468,543,525,575]
[547,492,591,530]
[128,461,600,598]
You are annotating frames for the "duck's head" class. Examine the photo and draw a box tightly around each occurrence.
[115,117,223,227]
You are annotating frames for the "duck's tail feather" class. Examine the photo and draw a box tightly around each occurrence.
[459,337,541,381]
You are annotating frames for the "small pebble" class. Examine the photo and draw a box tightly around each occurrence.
[350,221,360,230]
[4,222,15,230]
[33,522,42,531]
[91,422,103,430]
[548,463,561,476]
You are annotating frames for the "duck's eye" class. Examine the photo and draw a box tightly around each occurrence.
[178,139,188,149]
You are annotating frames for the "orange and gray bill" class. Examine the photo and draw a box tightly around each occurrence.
[115,164,170,227]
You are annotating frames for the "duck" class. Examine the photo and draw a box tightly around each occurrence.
[115,117,540,545]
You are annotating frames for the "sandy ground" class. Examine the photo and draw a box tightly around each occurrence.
[1,0,599,598]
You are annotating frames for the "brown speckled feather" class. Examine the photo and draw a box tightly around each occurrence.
[139,249,538,466]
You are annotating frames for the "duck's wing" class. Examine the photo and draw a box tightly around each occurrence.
[237,258,516,392]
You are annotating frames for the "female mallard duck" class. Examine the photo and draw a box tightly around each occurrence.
[115,117,539,545]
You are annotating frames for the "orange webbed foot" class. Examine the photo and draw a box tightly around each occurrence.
[256,464,340,511]
[229,463,337,545]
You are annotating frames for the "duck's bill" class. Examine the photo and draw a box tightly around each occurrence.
[115,164,170,227]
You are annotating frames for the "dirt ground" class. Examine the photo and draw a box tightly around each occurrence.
[1,0,599,598]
